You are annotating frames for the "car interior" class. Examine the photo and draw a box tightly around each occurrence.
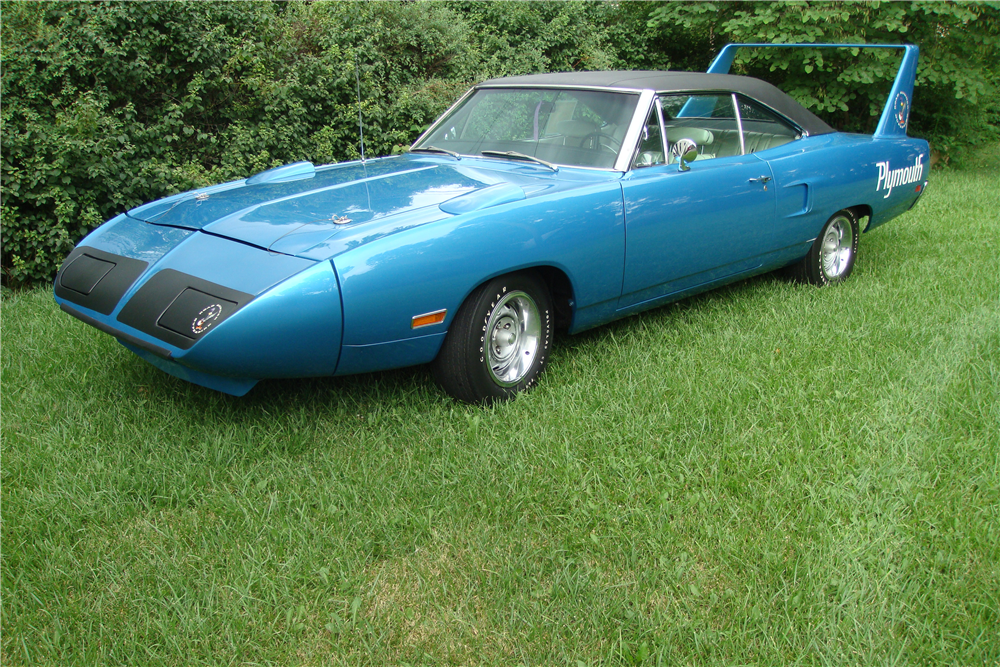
[633,93,802,168]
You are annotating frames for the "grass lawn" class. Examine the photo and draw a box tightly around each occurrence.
[3,149,999,665]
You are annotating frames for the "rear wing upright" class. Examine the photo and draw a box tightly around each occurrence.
[707,43,919,138]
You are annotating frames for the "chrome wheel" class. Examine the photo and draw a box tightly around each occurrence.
[821,214,854,279]
[432,272,552,404]
[788,209,859,286]
[487,290,540,386]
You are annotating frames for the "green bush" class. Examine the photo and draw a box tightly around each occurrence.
[1,1,597,286]
[2,1,997,287]
[1,1,281,285]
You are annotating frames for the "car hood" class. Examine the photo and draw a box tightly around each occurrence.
[125,156,614,258]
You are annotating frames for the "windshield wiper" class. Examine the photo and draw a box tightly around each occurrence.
[480,150,558,172]
[409,145,461,160]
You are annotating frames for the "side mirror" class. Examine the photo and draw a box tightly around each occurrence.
[671,138,699,172]
[679,147,699,171]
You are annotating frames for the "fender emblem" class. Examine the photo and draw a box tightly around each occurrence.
[192,304,223,335]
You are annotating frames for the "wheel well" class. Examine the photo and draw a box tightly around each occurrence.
[848,204,874,232]
[532,266,575,330]
[457,266,575,331]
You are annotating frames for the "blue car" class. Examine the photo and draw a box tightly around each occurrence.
[54,44,929,403]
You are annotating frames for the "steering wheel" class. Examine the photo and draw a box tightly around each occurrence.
[580,132,621,153]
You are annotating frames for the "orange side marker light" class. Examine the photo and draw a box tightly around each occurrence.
[411,309,447,329]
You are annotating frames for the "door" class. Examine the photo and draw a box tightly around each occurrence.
[619,94,777,309]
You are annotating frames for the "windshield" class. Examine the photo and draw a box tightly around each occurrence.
[414,88,640,169]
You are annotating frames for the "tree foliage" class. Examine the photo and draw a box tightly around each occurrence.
[2,1,997,287]
[646,2,1000,145]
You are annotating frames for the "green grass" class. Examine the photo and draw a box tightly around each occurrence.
[3,152,999,665]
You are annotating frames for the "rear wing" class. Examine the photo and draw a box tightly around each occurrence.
[707,43,919,138]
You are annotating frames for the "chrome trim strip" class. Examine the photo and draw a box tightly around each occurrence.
[655,97,669,158]
[615,89,657,172]
[732,93,747,155]
[476,83,648,94]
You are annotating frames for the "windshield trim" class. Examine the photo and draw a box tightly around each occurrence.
[477,83,648,94]
[614,90,656,171]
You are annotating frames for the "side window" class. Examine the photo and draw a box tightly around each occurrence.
[659,94,742,162]
[736,96,801,153]
[631,105,665,168]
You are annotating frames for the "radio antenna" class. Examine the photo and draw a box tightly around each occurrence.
[354,52,366,163]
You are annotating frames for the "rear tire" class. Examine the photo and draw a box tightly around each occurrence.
[791,209,860,286]
[432,272,552,404]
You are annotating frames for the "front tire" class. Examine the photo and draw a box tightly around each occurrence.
[792,209,860,286]
[432,272,552,404]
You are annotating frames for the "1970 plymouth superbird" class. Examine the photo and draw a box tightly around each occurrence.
[55,43,928,403]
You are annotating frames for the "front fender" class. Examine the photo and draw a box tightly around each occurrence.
[332,181,625,366]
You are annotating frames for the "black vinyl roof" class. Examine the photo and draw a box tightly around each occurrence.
[478,71,835,136]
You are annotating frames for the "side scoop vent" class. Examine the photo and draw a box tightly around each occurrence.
[246,161,316,186]
[439,182,526,215]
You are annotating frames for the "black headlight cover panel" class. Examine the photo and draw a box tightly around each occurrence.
[60,255,115,294]
[157,288,239,339]
[116,269,254,350]
[54,247,149,315]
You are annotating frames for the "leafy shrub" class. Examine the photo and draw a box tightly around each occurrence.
[2,1,997,287]
[1,1,280,285]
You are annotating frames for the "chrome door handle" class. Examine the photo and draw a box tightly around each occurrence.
[748,175,772,183]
